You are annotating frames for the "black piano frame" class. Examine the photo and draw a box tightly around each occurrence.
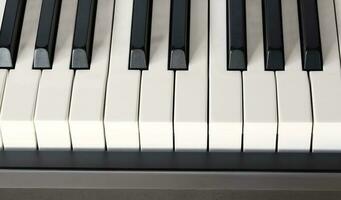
[0,151,341,172]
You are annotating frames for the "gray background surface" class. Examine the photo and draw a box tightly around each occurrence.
[0,190,340,200]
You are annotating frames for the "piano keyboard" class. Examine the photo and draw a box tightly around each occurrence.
[0,0,340,153]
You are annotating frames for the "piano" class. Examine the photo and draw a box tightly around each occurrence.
[1,0,341,190]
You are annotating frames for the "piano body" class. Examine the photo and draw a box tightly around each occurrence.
[1,0,341,190]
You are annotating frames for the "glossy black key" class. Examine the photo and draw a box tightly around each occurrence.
[33,0,61,69]
[228,0,247,71]
[129,0,153,70]
[297,0,322,71]
[71,0,97,70]
[262,0,284,71]
[0,0,26,69]
[168,0,190,70]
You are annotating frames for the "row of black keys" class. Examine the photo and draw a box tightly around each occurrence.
[222,0,322,71]
[0,0,323,71]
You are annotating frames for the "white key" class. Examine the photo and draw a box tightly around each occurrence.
[104,0,140,150]
[310,0,341,151]
[69,0,114,150]
[0,0,42,150]
[243,0,277,151]
[276,0,312,152]
[139,0,174,151]
[174,0,208,151]
[0,0,7,150]
[34,0,77,150]
[209,0,242,151]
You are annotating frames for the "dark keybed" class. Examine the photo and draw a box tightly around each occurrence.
[0,151,341,172]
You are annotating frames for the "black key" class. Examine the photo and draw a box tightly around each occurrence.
[168,0,190,70]
[228,0,247,71]
[297,0,322,71]
[71,0,97,70]
[33,0,62,69]
[262,0,284,71]
[129,0,153,70]
[0,0,26,69]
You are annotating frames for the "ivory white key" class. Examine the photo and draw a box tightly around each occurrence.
[34,0,77,150]
[310,0,341,151]
[139,0,174,151]
[0,0,7,150]
[209,0,242,151]
[104,0,140,150]
[174,0,208,151]
[243,0,277,151]
[276,0,312,152]
[0,0,42,149]
[69,0,114,150]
